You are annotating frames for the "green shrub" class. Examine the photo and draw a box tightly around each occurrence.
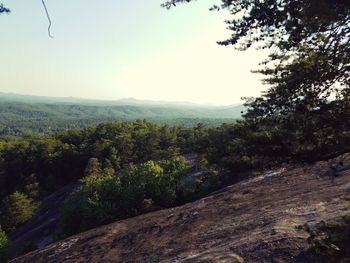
[57,156,190,238]
[0,227,9,263]
[1,192,38,231]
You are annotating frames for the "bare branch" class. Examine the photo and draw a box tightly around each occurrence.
[41,0,53,38]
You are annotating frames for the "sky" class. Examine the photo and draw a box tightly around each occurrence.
[0,0,269,105]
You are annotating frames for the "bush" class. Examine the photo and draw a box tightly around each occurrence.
[57,156,190,239]
[0,192,38,231]
[0,227,9,263]
[57,174,122,239]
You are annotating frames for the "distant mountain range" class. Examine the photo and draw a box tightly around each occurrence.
[0,92,241,109]
[0,92,245,135]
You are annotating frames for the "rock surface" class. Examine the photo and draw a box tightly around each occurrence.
[9,182,79,255]
[11,156,350,263]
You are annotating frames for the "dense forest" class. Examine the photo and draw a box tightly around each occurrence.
[0,101,240,135]
[0,110,349,239]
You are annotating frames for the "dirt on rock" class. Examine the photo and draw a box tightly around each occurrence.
[10,155,350,263]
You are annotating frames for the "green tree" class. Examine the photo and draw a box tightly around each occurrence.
[0,227,8,263]
[107,146,121,170]
[164,0,350,109]
[58,157,190,238]
[84,157,102,177]
[165,0,350,163]
[164,0,349,53]
[1,192,38,231]
[24,174,41,200]
[57,174,122,238]
[103,160,116,177]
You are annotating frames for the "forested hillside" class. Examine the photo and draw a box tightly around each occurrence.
[0,100,241,135]
[0,114,349,256]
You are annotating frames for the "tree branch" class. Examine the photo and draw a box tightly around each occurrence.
[0,4,10,14]
[41,0,53,38]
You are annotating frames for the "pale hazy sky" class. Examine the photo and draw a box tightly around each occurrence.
[0,0,269,105]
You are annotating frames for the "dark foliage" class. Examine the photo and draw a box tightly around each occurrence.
[306,216,350,262]
[163,0,350,165]
[0,227,8,263]
[0,192,38,232]
[57,157,190,238]
[0,120,197,203]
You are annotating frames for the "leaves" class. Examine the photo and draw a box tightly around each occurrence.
[0,227,8,263]
[58,157,190,238]
[0,192,38,231]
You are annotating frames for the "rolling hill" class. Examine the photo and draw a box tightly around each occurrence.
[0,93,244,135]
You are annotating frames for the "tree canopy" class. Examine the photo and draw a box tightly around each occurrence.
[0,227,8,263]
[163,0,350,53]
[163,0,349,109]
[0,192,38,231]
[163,0,350,159]
[57,156,190,238]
